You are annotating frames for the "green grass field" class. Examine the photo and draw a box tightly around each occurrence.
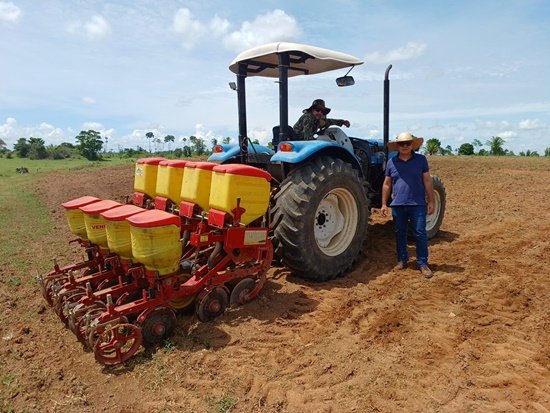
[0,157,130,276]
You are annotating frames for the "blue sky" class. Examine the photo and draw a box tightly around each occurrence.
[1,0,549,153]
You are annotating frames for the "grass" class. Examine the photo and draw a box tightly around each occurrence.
[206,391,238,413]
[0,156,129,276]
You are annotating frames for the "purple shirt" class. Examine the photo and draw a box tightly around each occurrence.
[385,152,429,206]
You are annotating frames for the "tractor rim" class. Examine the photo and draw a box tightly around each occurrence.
[314,189,358,256]
[426,190,441,232]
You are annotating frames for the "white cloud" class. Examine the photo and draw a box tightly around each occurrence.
[222,9,301,53]
[364,41,427,65]
[0,1,21,23]
[499,130,517,140]
[84,15,111,40]
[519,118,545,130]
[82,97,96,104]
[194,123,219,144]
[0,117,17,137]
[0,117,73,146]
[67,15,111,40]
[82,121,104,131]
[81,122,114,142]
[173,8,205,49]
[209,15,230,38]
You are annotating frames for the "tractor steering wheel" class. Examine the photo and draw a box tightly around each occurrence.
[317,123,330,135]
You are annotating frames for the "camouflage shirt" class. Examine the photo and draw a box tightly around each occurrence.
[292,111,346,140]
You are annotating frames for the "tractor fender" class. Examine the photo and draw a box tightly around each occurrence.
[208,144,274,162]
[271,141,363,175]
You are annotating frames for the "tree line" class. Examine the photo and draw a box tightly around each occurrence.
[0,130,236,160]
[424,136,549,157]
[1,131,549,160]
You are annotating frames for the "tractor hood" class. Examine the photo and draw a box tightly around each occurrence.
[229,42,364,78]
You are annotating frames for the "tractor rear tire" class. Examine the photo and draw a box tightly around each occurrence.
[426,175,446,239]
[271,157,369,282]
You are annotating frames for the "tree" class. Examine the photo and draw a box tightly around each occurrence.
[478,148,489,156]
[76,130,103,160]
[458,143,474,155]
[14,138,30,158]
[525,150,539,157]
[145,132,154,153]
[442,145,453,156]
[189,135,206,155]
[545,147,550,157]
[0,138,6,150]
[425,138,441,155]
[28,137,47,159]
[153,138,162,152]
[222,137,231,144]
[47,144,71,159]
[211,138,218,148]
[486,136,506,156]
[164,135,175,151]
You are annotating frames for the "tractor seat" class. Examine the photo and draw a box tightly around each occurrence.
[272,125,298,148]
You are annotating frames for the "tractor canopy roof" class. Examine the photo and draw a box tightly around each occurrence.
[229,42,364,78]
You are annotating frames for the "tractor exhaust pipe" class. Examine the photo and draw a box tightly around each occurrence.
[237,63,248,162]
[383,64,392,161]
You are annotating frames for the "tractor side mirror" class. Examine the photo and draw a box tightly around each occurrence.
[336,75,355,87]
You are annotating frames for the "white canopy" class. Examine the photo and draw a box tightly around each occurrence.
[229,42,364,78]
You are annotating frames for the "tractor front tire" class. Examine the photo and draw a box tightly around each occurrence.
[271,157,369,282]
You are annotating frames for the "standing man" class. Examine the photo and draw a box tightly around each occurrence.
[381,132,435,278]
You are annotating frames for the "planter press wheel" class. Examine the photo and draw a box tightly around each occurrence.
[139,307,177,347]
[229,278,257,307]
[53,287,86,325]
[87,314,126,350]
[68,302,87,333]
[40,274,69,307]
[38,276,55,306]
[195,287,229,322]
[74,303,107,346]
[93,323,142,366]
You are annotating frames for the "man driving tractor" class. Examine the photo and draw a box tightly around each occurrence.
[293,99,351,140]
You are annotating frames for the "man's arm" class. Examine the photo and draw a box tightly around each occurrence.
[423,172,435,215]
[380,176,392,217]
[326,118,350,128]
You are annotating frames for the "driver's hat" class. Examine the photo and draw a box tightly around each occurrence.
[305,99,331,115]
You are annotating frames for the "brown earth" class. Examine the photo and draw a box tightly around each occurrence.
[1,156,549,413]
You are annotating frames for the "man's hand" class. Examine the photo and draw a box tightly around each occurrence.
[427,201,435,215]
[343,120,350,128]
[380,205,390,217]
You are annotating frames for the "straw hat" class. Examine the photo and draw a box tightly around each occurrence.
[388,132,424,152]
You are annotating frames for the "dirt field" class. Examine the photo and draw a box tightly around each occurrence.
[1,156,549,413]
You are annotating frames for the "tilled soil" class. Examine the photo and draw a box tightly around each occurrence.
[0,156,548,413]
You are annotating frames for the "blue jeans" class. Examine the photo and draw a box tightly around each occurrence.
[391,205,429,266]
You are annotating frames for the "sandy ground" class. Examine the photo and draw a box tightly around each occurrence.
[0,156,549,413]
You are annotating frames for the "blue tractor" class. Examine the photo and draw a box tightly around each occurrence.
[209,42,446,281]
